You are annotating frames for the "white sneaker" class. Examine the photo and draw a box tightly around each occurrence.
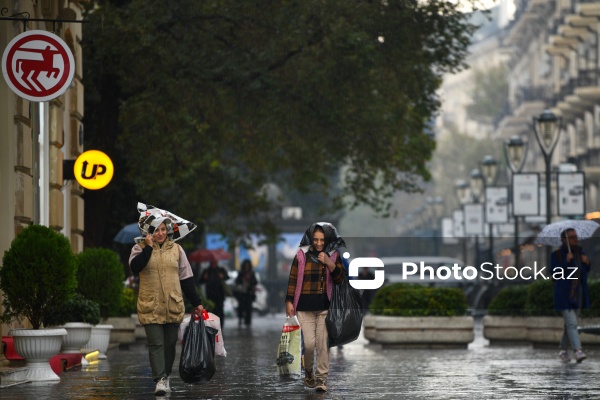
[155,377,168,396]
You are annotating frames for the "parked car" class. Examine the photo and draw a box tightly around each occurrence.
[224,270,268,316]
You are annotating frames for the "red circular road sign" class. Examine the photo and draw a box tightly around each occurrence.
[2,30,75,102]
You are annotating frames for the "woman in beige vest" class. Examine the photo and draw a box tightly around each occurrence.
[130,216,203,396]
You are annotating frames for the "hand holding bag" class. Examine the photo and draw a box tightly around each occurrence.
[179,313,218,383]
[325,279,364,347]
[276,315,302,377]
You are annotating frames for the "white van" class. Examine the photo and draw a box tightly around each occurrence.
[378,256,470,287]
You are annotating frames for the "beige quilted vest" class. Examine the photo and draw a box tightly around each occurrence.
[137,240,185,325]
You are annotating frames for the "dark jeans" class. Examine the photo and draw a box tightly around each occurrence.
[236,293,254,325]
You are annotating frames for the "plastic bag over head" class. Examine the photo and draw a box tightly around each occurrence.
[136,202,196,244]
[299,222,346,254]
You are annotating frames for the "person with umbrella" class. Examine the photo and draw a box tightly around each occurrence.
[285,222,346,393]
[129,203,204,395]
[551,228,591,363]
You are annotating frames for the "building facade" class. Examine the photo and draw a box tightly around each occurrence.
[0,0,85,363]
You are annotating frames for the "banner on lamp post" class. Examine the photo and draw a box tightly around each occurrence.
[512,173,540,216]
[557,172,585,216]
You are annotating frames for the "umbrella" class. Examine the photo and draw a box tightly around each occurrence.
[188,248,232,263]
[114,223,141,244]
[534,219,600,248]
[299,222,346,254]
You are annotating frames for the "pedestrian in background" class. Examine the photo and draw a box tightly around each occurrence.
[129,214,203,396]
[200,259,230,329]
[234,259,258,327]
[285,222,346,393]
[551,228,591,363]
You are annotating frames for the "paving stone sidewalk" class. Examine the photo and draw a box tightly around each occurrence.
[1,315,600,399]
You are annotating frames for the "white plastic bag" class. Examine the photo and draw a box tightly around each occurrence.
[276,315,301,377]
[179,311,227,357]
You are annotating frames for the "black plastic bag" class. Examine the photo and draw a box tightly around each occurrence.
[179,316,218,383]
[325,281,364,347]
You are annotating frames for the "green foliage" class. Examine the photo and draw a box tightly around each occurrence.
[0,225,78,329]
[118,288,138,317]
[82,0,479,241]
[429,130,504,213]
[466,64,509,122]
[487,285,529,316]
[370,283,468,316]
[525,279,559,317]
[581,280,600,318]
[76,248,125,319]
[184,286,215,313]
[43,293,101,326]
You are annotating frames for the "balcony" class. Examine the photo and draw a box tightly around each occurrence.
[574,70,600,101]
[578,1,600,17]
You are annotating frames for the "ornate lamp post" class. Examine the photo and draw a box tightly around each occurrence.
[480,155,498,264]
[532,109,562,225]
[455,180,470,264]
[504,135,528,268]
[469,169,484,267]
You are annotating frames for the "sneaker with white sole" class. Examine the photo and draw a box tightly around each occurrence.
[155,377,168,396]
[559,350,570,363]
[575,350,587,363]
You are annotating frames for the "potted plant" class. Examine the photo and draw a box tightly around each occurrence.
[0,225,77,381]
[483,284,529,345]
[366,283,473,348]
[75,248,125,358]
[43,293,101,354]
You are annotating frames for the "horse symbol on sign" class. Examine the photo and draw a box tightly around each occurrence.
[2,30,75,102]
[15,46,61,92]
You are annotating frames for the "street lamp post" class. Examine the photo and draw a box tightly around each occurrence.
[480,155,498,264]
[470,169,485,267]
[455,180,470,264]
[532,109,562,225]
[504,135,528,268]
[533,110,562,267]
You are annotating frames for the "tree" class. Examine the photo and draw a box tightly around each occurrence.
[466,64,509,123]
[82,0,480,245]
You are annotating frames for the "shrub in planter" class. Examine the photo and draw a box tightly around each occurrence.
[525,279,559,316]
[76,248,125,319]
[581,279,600,318]
[487,285,529,316]
[370,283,468,316]
[118,288,138,317]
[0,225,77,329]
[43,293,101,326]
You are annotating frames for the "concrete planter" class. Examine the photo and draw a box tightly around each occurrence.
[60,323,93,353]
[363,314,376,342]
[131,314,146,340]
[104,317,136,345]
[9,328,67,382]
[483,316,529,346]
[85,325,113,359]
[365,315,474,349]
[527,316,600,348]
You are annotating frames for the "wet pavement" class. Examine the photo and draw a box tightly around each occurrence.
[2,314,600,399]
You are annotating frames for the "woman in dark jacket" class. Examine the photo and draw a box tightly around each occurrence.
[234,259,258,327]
